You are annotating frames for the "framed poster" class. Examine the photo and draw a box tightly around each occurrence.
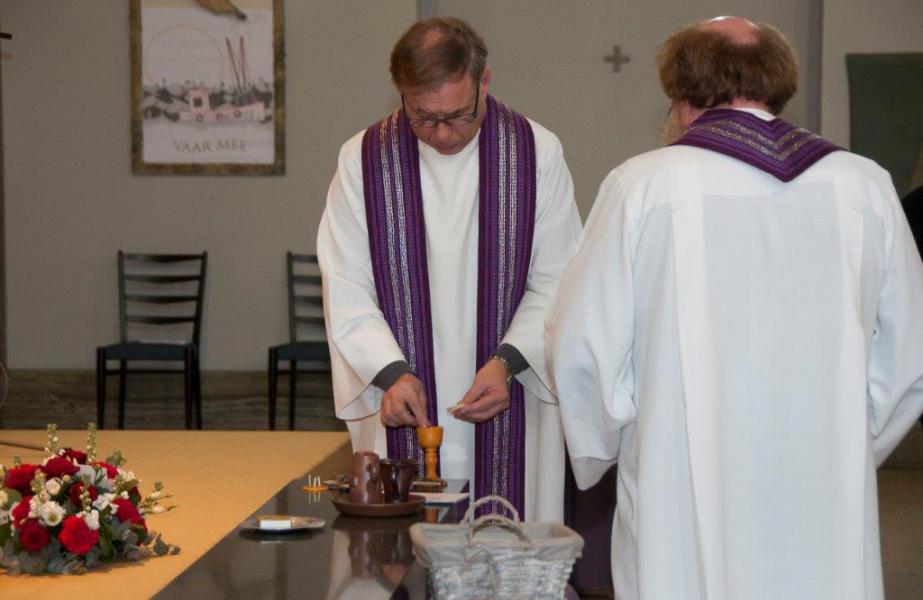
[131,0,284,174]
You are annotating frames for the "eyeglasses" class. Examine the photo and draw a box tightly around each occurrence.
[402,80,480,129]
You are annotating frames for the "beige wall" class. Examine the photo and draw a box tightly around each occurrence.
[821,0,923,147]
[439,0,817,218]
[2,1,920,371]
[2,1,415,370]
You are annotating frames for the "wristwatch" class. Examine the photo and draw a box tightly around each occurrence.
[491,353,514,388]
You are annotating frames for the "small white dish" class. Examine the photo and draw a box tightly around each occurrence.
[241,515,326,532]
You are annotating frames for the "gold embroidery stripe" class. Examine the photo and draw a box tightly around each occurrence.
[686,121,822,162]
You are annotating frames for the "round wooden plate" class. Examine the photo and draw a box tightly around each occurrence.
[330,493,425,518]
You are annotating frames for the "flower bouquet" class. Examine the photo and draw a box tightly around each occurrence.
[0,424,179,575]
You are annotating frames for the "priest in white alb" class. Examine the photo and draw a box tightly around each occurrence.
[548,17,923,600]
[318,17,581,521]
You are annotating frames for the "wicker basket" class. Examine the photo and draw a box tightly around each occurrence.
[409,495,583,600]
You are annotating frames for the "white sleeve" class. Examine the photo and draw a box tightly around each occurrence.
[546,169,638,489]
[317,137,406,421]
[501,134,582,403]
[868,177,923,466]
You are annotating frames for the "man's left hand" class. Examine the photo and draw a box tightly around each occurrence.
[452,358,511,423]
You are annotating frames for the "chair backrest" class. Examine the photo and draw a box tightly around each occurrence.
[118,251,207,347]
[287,252,325,343]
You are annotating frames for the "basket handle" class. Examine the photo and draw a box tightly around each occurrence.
[462,495,520,524]
[463,495,532,547]
[466,513,533,547]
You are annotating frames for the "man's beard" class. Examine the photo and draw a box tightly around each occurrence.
[659,111,686,146]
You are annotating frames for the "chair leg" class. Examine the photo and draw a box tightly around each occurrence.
[268,349,278,430]
[289,361,297,431]
[193,356,203,430]
[118,360,127,430]
[183,349,193,430]
[96,349,107,429]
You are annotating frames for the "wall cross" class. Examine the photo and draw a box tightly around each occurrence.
[604,45,631,72]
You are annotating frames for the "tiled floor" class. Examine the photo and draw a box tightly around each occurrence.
[879,467,923,600]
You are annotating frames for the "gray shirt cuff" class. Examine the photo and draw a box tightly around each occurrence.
[495,343,529,375]
[372,360,413,391]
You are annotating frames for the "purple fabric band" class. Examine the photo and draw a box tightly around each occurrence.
[361,96,536,516]
[672,109,841,182]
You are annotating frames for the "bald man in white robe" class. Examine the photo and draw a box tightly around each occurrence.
[549,17,923,600]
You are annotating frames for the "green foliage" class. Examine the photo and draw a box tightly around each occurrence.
[45,423,59,456]
[2,488,22,509]
[118,479,141,494]
[153,535,170,556]
[85,422,98,462]
[97,534,116,561]
[105,451,126,468]
[19,551,46,575]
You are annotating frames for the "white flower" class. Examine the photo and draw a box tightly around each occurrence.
[45,479,62,496]
[0,509,9,525]
[151,505,166,514]
[92,493,114,512]
[120,491,129,499]
[38,501,66,527]
[82,509,100,531]
[96,475,114,492]
[77,464,96,481]
[28,495,42,516]
[0,490,8,506]
[118,469,137,482]
[148,491,162,500]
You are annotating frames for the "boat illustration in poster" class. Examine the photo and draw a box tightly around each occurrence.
[133,0,283,173]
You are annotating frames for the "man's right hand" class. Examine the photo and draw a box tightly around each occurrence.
[381,374,431,428]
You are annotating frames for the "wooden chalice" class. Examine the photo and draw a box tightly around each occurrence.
[416,425,447,490]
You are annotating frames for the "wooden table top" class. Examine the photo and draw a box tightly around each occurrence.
[0,429,350,598]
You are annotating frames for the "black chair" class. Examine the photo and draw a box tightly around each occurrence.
[96,252,207,430]
[268,253,331,430]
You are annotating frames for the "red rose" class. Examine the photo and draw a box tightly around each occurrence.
[60,448,88,465]
[11,496,32,526]
[4,464,38,495]
[92,462,119,480]
[59,515,99,555]
[67,482,99,507]
[41,456,79,479]
[17,519,51,552]
[113,498,147,534]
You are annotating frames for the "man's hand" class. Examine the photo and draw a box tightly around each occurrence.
[452,358,511,423]
[381,374,431,428]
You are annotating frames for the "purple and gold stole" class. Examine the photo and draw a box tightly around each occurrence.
[361,95,536,515]
[672,109,840,181]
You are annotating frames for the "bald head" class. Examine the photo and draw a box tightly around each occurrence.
[701,16,759,44]
[656,17,798,115]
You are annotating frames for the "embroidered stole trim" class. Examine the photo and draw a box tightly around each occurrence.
[362,96,536,515]
[672,109,841,182]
